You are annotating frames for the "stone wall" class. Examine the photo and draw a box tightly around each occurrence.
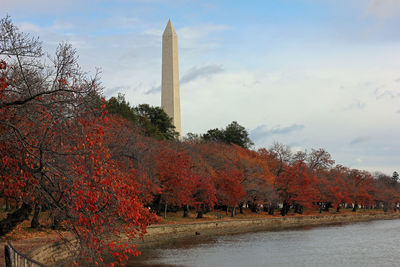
[29,239,78,266]
[29,212,400,265]
[135,212,400,248]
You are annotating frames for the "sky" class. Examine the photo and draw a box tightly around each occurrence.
[2,0,399,174]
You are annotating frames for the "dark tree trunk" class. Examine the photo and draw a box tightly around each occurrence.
[250,203,258,213]
[336,206,341,212]
[31,203,41,228]
[294,204,303,214]
[222,205,228,215]
[383,202,388,212]
[0,202,32,236]
[197,210,203,218]
[5,197,11,211]
[231,207,236,217]
[324,202,332,212]
[239,202,244,214]
[150,194,162,215]
[268,205,275,215]
[183,205,189,217]
[51,215,60,230]
[281,202,290,216]
[352,202,358,212]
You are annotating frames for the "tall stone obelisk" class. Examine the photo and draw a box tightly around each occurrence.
[162,19,181,137]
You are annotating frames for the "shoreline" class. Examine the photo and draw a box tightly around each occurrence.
[28,212,400,265]
[135,212,400,249]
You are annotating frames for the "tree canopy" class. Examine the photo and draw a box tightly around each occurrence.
[202,121,254,148]
[106,94,178,140]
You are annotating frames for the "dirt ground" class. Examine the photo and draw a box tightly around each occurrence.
[0,209,70,267]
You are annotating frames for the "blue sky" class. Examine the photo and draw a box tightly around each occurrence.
[2,0,399,174]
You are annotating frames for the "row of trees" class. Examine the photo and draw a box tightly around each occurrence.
[1,16,399,265]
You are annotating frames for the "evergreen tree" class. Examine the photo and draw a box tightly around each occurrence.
[106,94,178,140]
[202,121,253,148]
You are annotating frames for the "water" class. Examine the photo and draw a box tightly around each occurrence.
[128,219,400,267]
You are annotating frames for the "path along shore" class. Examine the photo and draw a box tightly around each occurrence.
[26,212,400,266]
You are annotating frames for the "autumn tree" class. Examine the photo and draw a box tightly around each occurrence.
[306,148,335,172]
[155,145,196,218]
[274,161,318,215]
[183,143,218,218]
[267,142,292,177]
[0,16,155,264]
[346,169,374,211]
[373,172,400,211]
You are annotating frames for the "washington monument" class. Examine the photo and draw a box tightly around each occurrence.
[162,19,181,136]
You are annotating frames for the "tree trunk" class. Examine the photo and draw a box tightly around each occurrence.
[5,197,11,211]
[51,214,60,230]
[239,202,244,214]
[281,202,290,216]
[383,202,388,212]
[164,202,168,219]
[250,203,258,213]
[183,205,189,218]
[31,203,41,228]
[0,202,32,236]
[268,205,274,215]
[294,204,303,214]
[231,207,236,217]
[352,202,358,212]
[324,202,331,212]
[197,210,203,218]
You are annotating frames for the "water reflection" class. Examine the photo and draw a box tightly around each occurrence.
[128,219,400,267]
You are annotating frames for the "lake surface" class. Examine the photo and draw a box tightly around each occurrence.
[128,219,400,267]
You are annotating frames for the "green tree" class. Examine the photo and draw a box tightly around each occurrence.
[106,94,139,123]
[224,121,254,148]
[106,94,178,140]
[135,104,179,140]
[203,128,225,143]
[202,121,253,148]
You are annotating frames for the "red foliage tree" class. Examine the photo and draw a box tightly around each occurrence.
[155,146,196,218]
[275,161,318,215]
